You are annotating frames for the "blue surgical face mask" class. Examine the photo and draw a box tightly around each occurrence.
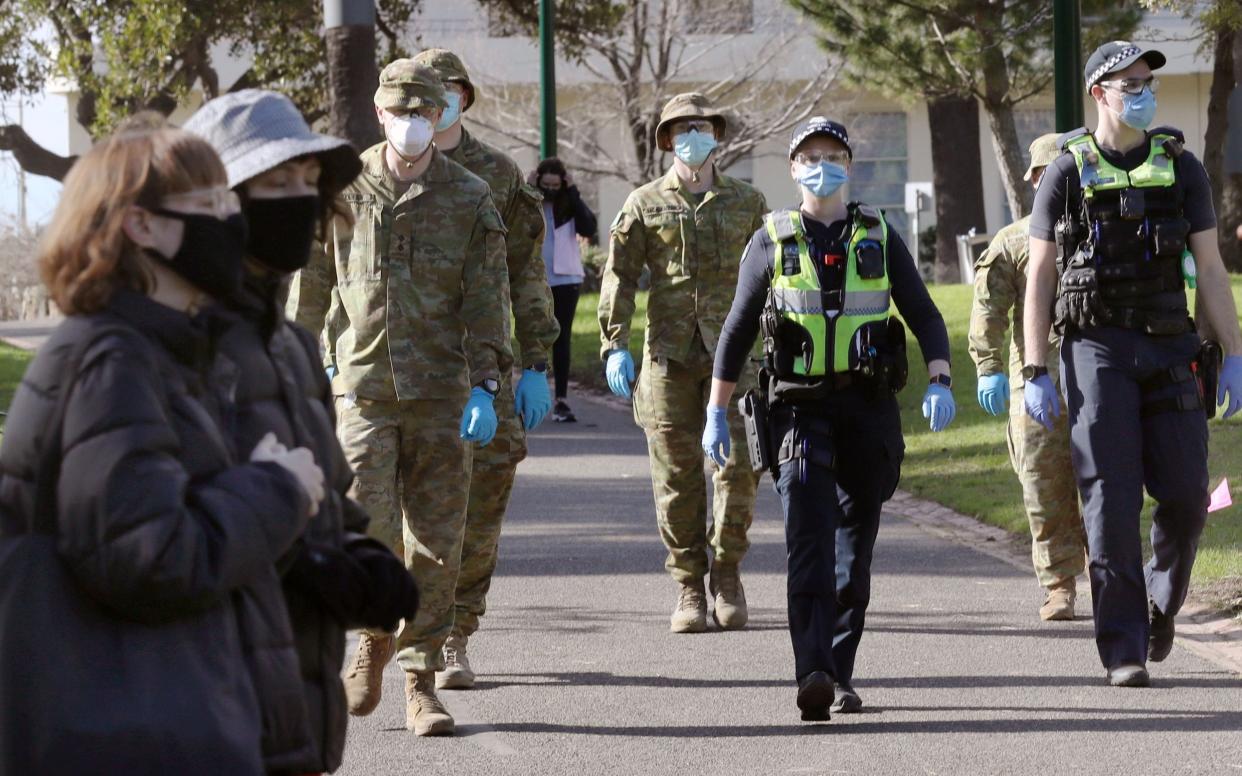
[795,161,849,199]
[436,91,463,132]
[673,130,717,166]
[1115,87,1156,131]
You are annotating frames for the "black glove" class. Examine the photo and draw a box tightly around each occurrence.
[284,542,371,626]
[347,537,421,632]
[1056,266,1110,332]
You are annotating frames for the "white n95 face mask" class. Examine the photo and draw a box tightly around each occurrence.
[386,114,434,159]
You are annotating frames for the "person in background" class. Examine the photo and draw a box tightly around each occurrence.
[968,132,1088,622]
[531,156,599,423]
[185,90,420,774]
[0,125,324,773]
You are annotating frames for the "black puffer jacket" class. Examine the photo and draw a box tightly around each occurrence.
[219,270,380,774]
[0,290,311,774]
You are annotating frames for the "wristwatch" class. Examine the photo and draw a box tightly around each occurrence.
[1021,364,1049,381]
[929,374,952,389]
[528,361,548,373]
[476,378,500,396]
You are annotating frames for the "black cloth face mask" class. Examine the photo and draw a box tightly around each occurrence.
[243,194,320,273]
[147,209,248,300]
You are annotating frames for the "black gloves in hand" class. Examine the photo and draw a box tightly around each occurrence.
[348,537,421,631]
[285,538,419,632]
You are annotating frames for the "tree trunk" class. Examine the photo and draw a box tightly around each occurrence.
[1203,25,1238,270]
[0,125,76,181]
[927,95,987,283]
[325,24,381,152]
[1219,32,1242,274]
[976,10,1032,220]
[983,101,1033,219]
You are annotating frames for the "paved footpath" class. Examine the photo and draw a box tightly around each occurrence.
[339,395,1242,776]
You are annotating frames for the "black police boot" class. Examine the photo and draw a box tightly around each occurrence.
[796,671,833,722]
[1148,601,1176,663]
[830,683,863,714]
[1107,664,1150,688]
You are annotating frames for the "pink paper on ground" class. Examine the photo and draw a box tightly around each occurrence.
[1208,478,1232,513]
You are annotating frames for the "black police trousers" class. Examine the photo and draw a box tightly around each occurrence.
[1060,327,1208,669]
[770,385,904,685]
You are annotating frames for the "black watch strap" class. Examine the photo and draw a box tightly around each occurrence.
[1022,364,1049,381]
[528,361,548,373]
[929,374,952,389]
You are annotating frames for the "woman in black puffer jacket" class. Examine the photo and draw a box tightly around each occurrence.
[184,90,420,774]
[0,127,326,774]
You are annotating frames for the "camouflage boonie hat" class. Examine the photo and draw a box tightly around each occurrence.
[1025,132,1062,180]
[413,48,477,111]
[655,92,726,152]
[374,59,448,112]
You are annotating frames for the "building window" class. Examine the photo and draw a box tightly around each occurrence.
[845,111,909,236]
[682,0,754,34]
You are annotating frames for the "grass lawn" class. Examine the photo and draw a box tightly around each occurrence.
[571,284,1242,609]
[0,343,33,434]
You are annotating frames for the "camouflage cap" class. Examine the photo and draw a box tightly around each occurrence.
[655,92,726,152]
[412,48,477,111]
[1024,132,1062,180]
[374,59,448,112]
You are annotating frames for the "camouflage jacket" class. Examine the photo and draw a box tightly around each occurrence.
[598,166,768,362]
[968,215,1061,386]
[286,142,513,402]
[446,129,558,367]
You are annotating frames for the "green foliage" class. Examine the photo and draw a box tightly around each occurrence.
[787,0,1141,105]
[0,0,422,137]
[472,0,627,62]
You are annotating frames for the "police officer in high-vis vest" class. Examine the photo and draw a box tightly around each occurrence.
[1025,41,1242,688]
[704,118,955,722]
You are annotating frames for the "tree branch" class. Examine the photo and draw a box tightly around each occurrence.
[0,124,76,181]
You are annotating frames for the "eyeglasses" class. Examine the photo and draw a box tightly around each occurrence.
[158,187,241,219]
[794,150,850,166]
[1100,76,1159,96]
[672,120,715,135]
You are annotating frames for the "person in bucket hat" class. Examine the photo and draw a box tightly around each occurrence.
[185,89,420,773]
[598,91,767,635]
[286,57,513,737]
[414,47,560,694]
[969,132,1088,625]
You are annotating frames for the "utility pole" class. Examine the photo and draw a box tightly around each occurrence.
[538,0,557,158]
[324,0,382,151]
[1053,0,1084,132]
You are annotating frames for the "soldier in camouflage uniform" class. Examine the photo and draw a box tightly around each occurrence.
[598,93,768,633]
[968,133,1087,621]
[286,60,513,736]
[413,48,559,691]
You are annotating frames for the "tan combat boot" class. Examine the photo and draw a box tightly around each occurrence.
[670,578,708,633]
[437,635,475,690]
[405,671,456,736]
[710,562,748,630]
[343,632,396,716]
[1040,578,1076,621]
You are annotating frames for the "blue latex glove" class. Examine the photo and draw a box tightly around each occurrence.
[326,364,338,381]
[606,350,636,398]
[460,387,498,445]
[1023,373,1061,431]
[976,373,1009,416]
[514,369,552,430]
[701,405,730,467]
[922,383,956,432]
[1219,355,1242,419]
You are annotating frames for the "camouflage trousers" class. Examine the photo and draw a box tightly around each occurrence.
[1007,386,1088,588]
[452,376,528,641]
[335,396,470,673]
[634,342,760,583]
